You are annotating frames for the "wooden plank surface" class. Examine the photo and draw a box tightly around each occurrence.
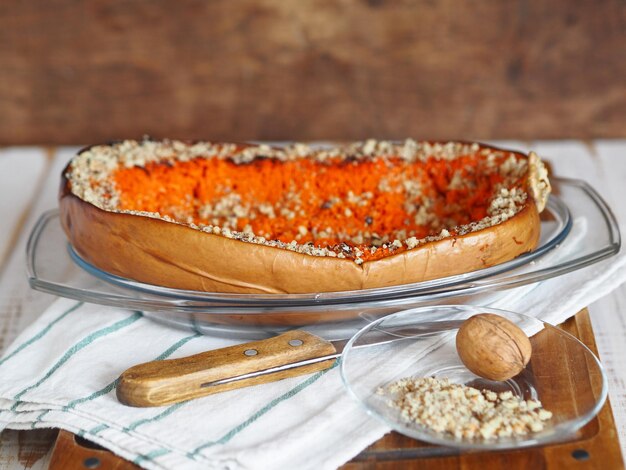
[0,148,76,354]
[586,140,626,454]
[0,141,625,469]
[0,148,60,469]
[0,148,48,270]
[1,1,625,144]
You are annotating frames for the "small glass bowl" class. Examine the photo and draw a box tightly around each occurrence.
[340,305,607,450]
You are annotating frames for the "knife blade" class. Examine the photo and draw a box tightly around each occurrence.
[116,320,462,407]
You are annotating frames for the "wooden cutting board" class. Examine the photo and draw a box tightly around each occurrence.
[49,309,624,470]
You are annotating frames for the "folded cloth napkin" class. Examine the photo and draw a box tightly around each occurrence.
[0,219,625,470]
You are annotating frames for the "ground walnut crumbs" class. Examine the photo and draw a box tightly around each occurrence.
[378,377,552,440]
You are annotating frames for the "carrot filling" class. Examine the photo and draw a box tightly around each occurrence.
[109,152,527,262]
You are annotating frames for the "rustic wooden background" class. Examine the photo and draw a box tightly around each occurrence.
[1,0,625,144]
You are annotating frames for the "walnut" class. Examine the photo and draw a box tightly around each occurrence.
[456,314,532,381]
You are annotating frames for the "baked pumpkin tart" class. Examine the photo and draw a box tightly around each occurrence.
[60,139,551,294]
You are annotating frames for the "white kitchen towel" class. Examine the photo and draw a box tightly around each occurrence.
[0,219,625,470]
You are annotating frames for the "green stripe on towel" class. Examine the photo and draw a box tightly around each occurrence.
[12,312,143,410]
[30,409,50,429]
[125,402,187,432]
[62,379,120,411]
[89,423,108,435]
[133,448,171,465]
[189,360,339,458]
[63,333,201,411]
[0,302,83,366]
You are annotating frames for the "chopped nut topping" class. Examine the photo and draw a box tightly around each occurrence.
[66,139,542,264]
[378,377,552,441]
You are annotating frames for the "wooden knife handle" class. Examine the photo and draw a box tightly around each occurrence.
[116,331,337,407]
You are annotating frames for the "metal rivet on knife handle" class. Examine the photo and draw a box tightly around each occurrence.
[244,349,258,356]
[288,339,303,347]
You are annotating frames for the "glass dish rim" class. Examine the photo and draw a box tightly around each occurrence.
[26,177,621,311]
[339,304,609,450]
[66,192,570,303]
[31,184,570,304]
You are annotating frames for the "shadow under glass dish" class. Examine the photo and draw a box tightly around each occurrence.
[340,305,608,450]
[26,178,620,334]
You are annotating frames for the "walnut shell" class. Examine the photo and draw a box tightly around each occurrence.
[456,313,532,381]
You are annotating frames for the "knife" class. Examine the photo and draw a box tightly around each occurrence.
[116,320,462,407]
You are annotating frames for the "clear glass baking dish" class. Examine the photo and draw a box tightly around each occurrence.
[26,178,620,334]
